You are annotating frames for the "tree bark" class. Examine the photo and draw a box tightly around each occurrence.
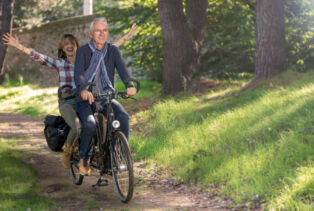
[157,0,207,95]
[254,0,286,80]
[83,0,93,15]
[0,0,15,84]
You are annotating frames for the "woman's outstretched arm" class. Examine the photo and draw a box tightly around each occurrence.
[114,23,138,47]
[2,33,58,69]
[2,33,30,55]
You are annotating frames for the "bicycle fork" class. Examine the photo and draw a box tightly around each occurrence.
[91,113,110,187]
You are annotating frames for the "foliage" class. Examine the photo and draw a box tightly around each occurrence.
[285,0,314,72]
[130,70,314,209]
[12,0,314,80]
[197,0,314,79]
[13,0,82,28]
[96,0,257,80]
[94,0,162,81]
[196,0,256,79]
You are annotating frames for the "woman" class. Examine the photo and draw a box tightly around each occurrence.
[2,23,137,169]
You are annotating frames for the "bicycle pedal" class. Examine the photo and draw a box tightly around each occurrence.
[93,178,109,187]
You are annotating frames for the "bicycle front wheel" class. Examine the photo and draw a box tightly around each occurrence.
[110,131,134,203]
[70,151,84,185]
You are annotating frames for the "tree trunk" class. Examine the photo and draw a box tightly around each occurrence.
[83,0,93,15]
[157,0,207,95]
[0,0,15,84]
[254,0,286,80]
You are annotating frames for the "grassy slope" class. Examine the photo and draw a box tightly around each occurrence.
[130,71,314,210]
[0,80,160,117]
[0,138,53,211]
[0,73,313,210]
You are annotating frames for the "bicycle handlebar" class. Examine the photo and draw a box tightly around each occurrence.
[78,78,140,100]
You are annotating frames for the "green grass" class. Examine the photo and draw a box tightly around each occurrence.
[115,80,161,99]
[0,80,160,117]
[0,138,53,211]
[1,74,313,209]
[0,84,59,117]
[130,70,314,210]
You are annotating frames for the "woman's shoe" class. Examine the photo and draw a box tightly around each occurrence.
[62,144,73,169]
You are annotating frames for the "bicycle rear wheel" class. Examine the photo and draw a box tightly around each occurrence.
[110,131,134,203]
[70,151,84,185]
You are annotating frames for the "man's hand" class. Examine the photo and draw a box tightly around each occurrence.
[80,90,94,104]
[126,87,137,97]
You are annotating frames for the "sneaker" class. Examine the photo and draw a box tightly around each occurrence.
[79,158,91,176]
[62,144,73,169]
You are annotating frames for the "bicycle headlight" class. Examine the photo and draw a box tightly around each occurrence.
[112,120,120,129]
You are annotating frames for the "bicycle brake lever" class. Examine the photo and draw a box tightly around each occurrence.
[121,92,128,99]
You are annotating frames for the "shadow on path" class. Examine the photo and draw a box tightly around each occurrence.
[0,112,229,211]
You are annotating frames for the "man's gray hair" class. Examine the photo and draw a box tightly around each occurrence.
[89,17,108,31]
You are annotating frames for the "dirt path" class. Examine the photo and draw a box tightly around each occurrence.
[0,112,231,211]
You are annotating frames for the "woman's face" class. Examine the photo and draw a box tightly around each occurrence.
[62,39,77,57]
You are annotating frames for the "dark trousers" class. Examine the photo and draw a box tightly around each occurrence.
[76,99,130,159]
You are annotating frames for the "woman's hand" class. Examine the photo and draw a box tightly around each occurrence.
[114,23,138,47]
[2,33,30,55]
[126,23,138,39]
[2,33,20,48]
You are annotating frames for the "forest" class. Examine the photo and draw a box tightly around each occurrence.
[0,0,313,210]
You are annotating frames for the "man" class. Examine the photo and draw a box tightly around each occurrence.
[74,17,137,175]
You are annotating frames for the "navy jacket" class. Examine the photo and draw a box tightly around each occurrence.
[74,42,133,95]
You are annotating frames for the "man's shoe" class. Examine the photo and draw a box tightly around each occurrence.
[62,144,73,169]
[79,158,91,176]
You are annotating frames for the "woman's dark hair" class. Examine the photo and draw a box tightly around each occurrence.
[57,34,79,59]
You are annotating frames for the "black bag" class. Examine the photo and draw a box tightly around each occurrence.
[43,114,70,151]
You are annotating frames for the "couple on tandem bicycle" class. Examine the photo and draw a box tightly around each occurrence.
[4,16,138,203]
[70,17,138,203]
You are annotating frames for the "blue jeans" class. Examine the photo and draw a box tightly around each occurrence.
[76,99,130,159]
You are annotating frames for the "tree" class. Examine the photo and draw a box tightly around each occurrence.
[13,0,82,28]
[197,0,256,79]
[83,0,93,15]
[254,0,286,80]
[157,0,207,95]
[0,0,15,84]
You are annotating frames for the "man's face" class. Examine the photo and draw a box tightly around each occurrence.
[89,21,109,46]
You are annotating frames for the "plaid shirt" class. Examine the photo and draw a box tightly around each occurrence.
[30,49,76,92]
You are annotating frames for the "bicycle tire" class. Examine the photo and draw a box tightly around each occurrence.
[110,131,134,203]
[70,152,84,185]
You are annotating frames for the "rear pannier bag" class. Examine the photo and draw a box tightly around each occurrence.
[43,114,69,151]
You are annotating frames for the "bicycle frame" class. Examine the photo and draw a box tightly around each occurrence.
[71,78,140,202]
[91,94,118,175]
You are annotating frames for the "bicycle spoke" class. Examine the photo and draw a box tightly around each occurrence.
[111,131,134,203]
[70,151,84,185]
[113,138,129,194]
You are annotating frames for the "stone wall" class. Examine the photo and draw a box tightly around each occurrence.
[3,14,102,87]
